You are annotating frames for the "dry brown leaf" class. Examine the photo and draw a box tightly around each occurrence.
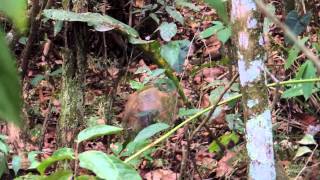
[216,151,236,177]
[144,169,179,180]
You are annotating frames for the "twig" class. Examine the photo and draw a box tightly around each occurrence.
[254,0,320,74]
[189,73,239,139]
[294,144,318,180]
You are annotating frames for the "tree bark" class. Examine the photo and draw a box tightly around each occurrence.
[56,23,87,148]
[230,0,276,179]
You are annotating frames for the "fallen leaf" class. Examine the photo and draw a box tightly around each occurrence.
[144,169,179,180]
[216,151,236,177]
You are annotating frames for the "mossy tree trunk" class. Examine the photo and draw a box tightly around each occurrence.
[231,0,276,179]
[57,23,87,148]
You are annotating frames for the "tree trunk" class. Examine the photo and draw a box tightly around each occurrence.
[57,23,87,148]
[230,0,276,179]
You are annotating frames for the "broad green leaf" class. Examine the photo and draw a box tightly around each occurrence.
[149,13,160,24]
[175,0,200,11]
[129,80,145,90]
[159,22,177,42]
[76,175,99,180]
[14,174,41,180]
[77,125,123,143]
[31,75,45,87]
[178,108,202,117]
[199,21,224,39]
[41,170,73,180]
[285,37,308,69]
[122,141,149,157]
[79,151,141,180]
[37,148,75,175]
[0,31,22,126]
[281,85,304,99]
[295,60,316,100]
[298,134,316,145]
[216,26,231,43]
[128,37,153,44]
[204,0,228,24]
[160,40,190,72]
[12,155,21,175]
[49,68,63,76]
[285,11,311,45]
[110,142,123,156]
[165,6,184,24]
[0,0,28,32]
[43,9,139,38]
[226,114,244,133]
[28,151,41,169]
[209,132,239,153]
[0,135,7,141]
[54,20,64,37]
[0,140,9,155]
[294,146,312,159]
[134,123,169,142]
[0,153,7,177]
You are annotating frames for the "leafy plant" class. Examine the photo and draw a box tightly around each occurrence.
[282,60,318,100]
[199,21,231,44]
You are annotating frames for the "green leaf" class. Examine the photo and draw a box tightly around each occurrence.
[75,175,99,180]
[298,134,316,145]
[110,142,123,156]
[226,114,244,133]
[129,80,145,90]
[178,108,202,117]
[208,132,239,153]
[285,11,311,45]
[199,21,224,39]
[0,135,7,141]
[0,140,9,155]
[54,20,64,37]
[28,151,41,169]
[294,146,312,159]
[216,26,231,43]
[79,151,141,180]
[12,155,21,175]
[14,174,41,180]
[0,0,28,33]
[297,61,316,100]
[0,153,8,178]
[77,125,123,143]
[43,9,139,38]
[281,85,304,99]
[175,0,200,11]
[165,6,184,24]
[160,40,190,72]
[159,22,177,42]
[149,13,160,24]
[134,123,169,142]
[41,170,73,180]
[37,148,75,175]
[31,75,45,87]
[204,0,228,24]
[122,141,149,157]
[0,31,22,126]
[285,37,308,69]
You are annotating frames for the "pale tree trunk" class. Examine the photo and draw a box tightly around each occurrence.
[231,0,276,179]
